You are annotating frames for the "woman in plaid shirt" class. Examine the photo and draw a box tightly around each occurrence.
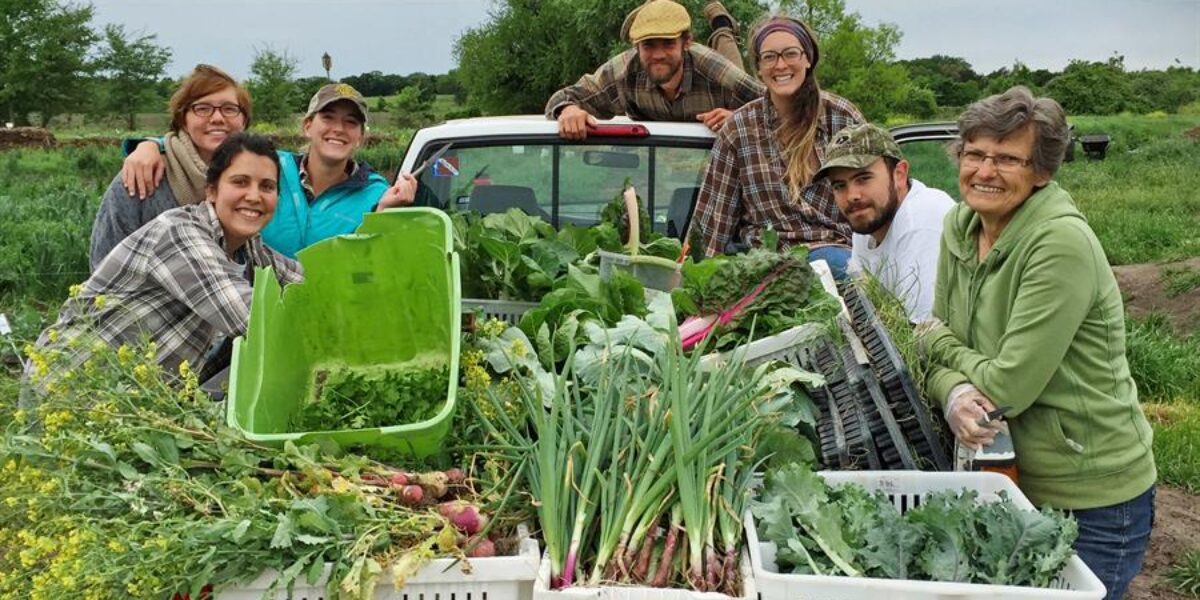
[24,134,303,403]
[690,15,864,277]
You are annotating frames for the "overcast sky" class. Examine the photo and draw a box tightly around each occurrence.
[90,0,1199,79]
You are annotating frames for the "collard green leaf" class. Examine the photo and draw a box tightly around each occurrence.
[270,514,296,549]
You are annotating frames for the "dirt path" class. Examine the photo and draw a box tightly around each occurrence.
[1114,257,1200,336]
[1127,485,1200,600]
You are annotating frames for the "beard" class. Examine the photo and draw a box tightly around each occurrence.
[645,58,682,85]
[849,173,901,235]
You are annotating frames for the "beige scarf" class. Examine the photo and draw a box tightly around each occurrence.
[164,132,210,206]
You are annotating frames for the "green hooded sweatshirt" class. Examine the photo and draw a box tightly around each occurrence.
[923,181,1155,510]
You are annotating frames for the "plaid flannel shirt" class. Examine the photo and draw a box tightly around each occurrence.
[30,203,303,389]
[690,93,864,257]
[545,44,764,121]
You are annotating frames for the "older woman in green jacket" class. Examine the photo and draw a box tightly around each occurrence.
[920,86,1155,600]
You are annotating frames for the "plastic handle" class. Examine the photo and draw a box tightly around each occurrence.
[623,186,640,256]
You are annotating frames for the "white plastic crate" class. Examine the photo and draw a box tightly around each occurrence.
[216,536,540,600]
[463,298,538,326]
[531,552,755,600]
[745,470,1106,600]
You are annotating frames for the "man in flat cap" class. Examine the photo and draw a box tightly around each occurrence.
[816,123,955,321]
[545,0,763,140]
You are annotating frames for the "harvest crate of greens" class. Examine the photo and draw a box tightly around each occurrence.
[462,298,539,325]
[745,468,1105,600]
[218,533,541,600]
[530,553,756,600]
[228,208,461,457]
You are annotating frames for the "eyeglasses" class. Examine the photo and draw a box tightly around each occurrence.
[958,149,1033,171]
[758,47,806,68]
[190,103,244,119]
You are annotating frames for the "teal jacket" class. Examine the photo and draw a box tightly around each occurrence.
[923,182,1155,510]
[261,151,390,258]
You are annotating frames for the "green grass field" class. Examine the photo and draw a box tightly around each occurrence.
[2,113,1199,489]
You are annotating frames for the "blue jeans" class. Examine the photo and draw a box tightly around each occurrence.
[806,245,851,280]
[1072,485,1155,600]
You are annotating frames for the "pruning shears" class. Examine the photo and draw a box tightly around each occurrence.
[975,406,1011,427]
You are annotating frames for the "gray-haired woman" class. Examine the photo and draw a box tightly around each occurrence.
[920,86,1155,600]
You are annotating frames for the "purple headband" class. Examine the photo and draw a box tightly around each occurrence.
[752,19,815,65]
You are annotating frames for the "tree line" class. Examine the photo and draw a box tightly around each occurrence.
[3,0,1197,131]
[455,0,1200,120]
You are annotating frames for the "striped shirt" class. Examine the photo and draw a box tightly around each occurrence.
[30,202,303,389]
[691,92,865,257]
[544,44,764,121]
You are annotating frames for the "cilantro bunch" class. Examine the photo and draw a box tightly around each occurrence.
[294,364,450,432]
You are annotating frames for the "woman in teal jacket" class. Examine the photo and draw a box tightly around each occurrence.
[920,86,1154,600]
[118,83,417,259]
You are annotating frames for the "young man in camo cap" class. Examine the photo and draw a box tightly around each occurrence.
[546,0,763,140]
[816,123,955,321]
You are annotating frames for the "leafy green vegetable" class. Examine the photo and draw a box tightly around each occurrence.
[293,364,449,431]
[675,248,839,352]
[451,209,587,301]
[753,464,1080,588]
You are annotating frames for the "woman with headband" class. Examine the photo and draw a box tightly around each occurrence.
[690,15,863,277]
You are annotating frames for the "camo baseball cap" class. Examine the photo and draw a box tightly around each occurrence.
[815,123,904,180]
[627,0,691,44]
[305,83,369,124]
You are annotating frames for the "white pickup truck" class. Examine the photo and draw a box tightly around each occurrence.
[398,116,960,240]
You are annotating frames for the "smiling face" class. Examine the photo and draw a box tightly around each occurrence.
[958,126,1050,227]
[637,36,687,86]
[828,158,907,240]
[302,100,365,165]
[757,31,811,99]
[207,150,279,253]
[184,86,246,163]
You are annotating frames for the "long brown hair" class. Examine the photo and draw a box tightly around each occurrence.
[750,16,823,201]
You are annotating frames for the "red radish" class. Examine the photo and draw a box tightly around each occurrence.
[464,536,496,558]
[390,472,409,487]
[399,484,424,505]
[439,501,489,535]
[444,468,466,484]
[412,471,448,499]
[360,473,387,486]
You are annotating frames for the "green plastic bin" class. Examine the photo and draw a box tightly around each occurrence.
[227,208,461,457]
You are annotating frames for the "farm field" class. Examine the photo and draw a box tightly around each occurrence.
[1,113,1198,598]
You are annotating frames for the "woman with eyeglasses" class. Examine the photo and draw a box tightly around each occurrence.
[690,15,862,277]
[96,76,417,264]
[90,65,254,269]
[920,86,1155,600]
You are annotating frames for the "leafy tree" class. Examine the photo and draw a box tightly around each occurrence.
[293,75,328,108]
[982,61,1043,96]
[455,0,767,115]
[247,47,299,125]
[94,24,172,130]
[782,0,926,121]
[0,0,97,126]
[899,55,981,108]
[391,85,434,129]
[1129,65,1200,113]
[1044,57,1137,115]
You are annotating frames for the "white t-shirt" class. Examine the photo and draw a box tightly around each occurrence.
[849,179,955,322]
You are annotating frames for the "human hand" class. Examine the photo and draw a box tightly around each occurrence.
[121,141,165,200]
[945,384,1000,450]
[557,105,597,140]
[377,172,417,210]
[696,108,732,132]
